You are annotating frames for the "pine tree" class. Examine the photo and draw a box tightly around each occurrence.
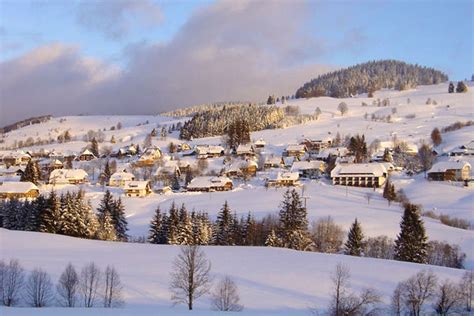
[448,82,455,93]
[21,160,41,185]
[97,190,114,223]
[265,229,280,247]
[456,81,468,93]
[91,137,99,157]
[394,203,428,263]
[167,202,180,244]
[25,194,47,231]
[150,128,157,137]
[40,190,61,233]
[348,134,368,163]
[177,204,193,245]
[111,197,128,241]
[344,218,364,256]
[97,211,117,241]
[103,161,112,184]
[243,212,257,246]
[148,206,165,244]
[172,174,181,191]
[110,135,116,143]
[215,201,234,245]
[382,148,393,162]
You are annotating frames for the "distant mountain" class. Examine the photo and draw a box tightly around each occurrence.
[295,60,448,99]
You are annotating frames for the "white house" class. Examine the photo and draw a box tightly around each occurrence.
[187,176,233,192]
[123,181,152,197]
[236,144,254,157]
[266,172,300,187]
[109,171,135,187]
[290,160,326,178]
[427,161,471,181]
[0,181,40,200]
[49,169,89,185]
[330,163,388,188]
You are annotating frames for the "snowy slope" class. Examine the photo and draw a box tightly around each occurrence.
[0,229,466,315]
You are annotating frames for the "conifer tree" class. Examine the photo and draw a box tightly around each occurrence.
[243,212,257,246]
[40,190,61,233]
[177,204,193,245]
[111,197,128,241]
[97,190,114,223]
[97,211,117,241]
[90,137,99,157]
[172,174,181,191]
[215,201,234,245]
[456,81,468,93]
[167,202,180,244]
[103,161,112,184]
[148,206,165,244]
[344,218,364,256]
[26,194,47,231]
[448,82,455,93]
[431,128,442,146]
[265,229,280,247]
[382,148,393,162]
[394,203,428,263]
[21,160,41,185]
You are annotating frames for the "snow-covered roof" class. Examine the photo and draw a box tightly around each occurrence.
[428,161,471,173]
[236,144,254,154]
[195,145,224,155]
[110,171,135,181]
[187,176,232,189]
[290,160,325,172]
[331,163,387,178]
[272,172,300,181]
[225,160,257,172]
[124,181,150,190]
[286,144,306,152]
[81,149,95,156]
[254,138,266,146]
[0,181,39,194]
[0,165,25,175]
[265,157,282,165]
[50,169,88,181]
[3,151,31,159]
[317,147,348,158]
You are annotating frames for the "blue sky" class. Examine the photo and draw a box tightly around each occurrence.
[0,0,472,125]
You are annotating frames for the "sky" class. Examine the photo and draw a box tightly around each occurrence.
[0,0,472,126]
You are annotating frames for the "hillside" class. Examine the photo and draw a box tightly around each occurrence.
[295,60,448,98]
[0,229,466,315]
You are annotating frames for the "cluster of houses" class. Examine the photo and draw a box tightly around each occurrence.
[0,135,472,200]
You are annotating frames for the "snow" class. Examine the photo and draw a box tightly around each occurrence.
[331,163,387,177]
[0,181,38,193]
[428,160,471,173]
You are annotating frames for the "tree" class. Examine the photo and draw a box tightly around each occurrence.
[97,211,117,241]
[90,137,99,157]
[338,102,348,116]
[448,82,455,93]
[21,160,41,185]
[266,95,275,105]
[111,197,128,241]
[394,203,428,263]
[215,201,234,245]
[172,173,181,191]
[150,128,157,137]
[80,262,101,308]
[97,190,114,223]
[211,276,243,311]
[344,218,364,256]
[265,229,280,247]
[418,143,434,176]
[24,268,54,307]
[56,263,79,307]
[459,270,473,312]
[311,216,345,253]
[143,134,152,148]
[103,265,124,308]
[456,81,468,93]
[39,190,61,234]
[382,148,393,162]
[148,206,166,244]
[1,259,24,306]
[395,270,438,316]
[170,245,212,310]
[348,134,368,163]
[102,160,112,184]
[383,179,397,205]
[434,279,463,315]
[431,128,442,146]
[110,135,116,144]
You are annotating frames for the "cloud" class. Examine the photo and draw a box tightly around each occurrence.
[76,0,163,40]
[0,1,334,126]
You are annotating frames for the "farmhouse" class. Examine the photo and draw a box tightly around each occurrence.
[290,160,326,179]
[264,156,283,169]
[0,166,25,178]
[427,161,471,181]
[235,144,255,157]
[187,176,233,192]
[284,144,306,157]
[254,138,266,149]
[114,144,139,158]
[78,149,96,161]
[195,145,225,159]
[3,151,31,166]
[137,146,162,166]
[223,160,258,177]
[0,181,39,200]
[123,181,152,197]
[299,138,332,154]
[49,169,89,185]
[109,171,135,187]
[449,141,474,157]
[330,163,388,188]
[266,172,300,187]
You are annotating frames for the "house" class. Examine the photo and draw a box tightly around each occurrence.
[187,176,233,192]
[254,138,266,149]
[284,144,306,157]
[330,163,388,188]
[109,171,135,187]
[156,160,182,177]
[0,181,39,200]
[290,160,326,179]
[78,149,96,161]
[299,138,331,154]
[177,143,192,152]
[123,181,152,197]
[137,146,162,166]
[3,152,31,166]
[49,169,89,185]
[195,145,225,159]
[427,161,471,181]
[266,172,300,187]
[223,160,258,177]
[317,147,349,162]
[0,165,25,178]
[114,144,138,158]
[449,141,474,157]
[235,144,254,157]
[264,156,283,169]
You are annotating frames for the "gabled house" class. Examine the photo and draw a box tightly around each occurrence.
[235,144,255,157]
[137,146,162,166]
[330,163,388,188]
[78,149,96,161]
[284,144,306,158]
[187,176,233,192]
[223,160,258,177]
[449,141,474,157]
[195,145,225,159]
[427,161,471,181]
[3,151,31,166]
[266,172,300,187]
[109,171,135,187]
[254,138,266,149]
[317,147,349,162]
[49,169,89,185]
[0,181,39,200]
[123,181,152,197]
[177,143,192,152]
[263,156,283,169]
[290,160,326,179]
[299,138,332,154]
[0,165,25,178]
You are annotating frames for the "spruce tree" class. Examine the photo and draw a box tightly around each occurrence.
[394,203,428,263]
[21,160,41,185]
[148,206,165,244]
[103,160,112,184]
[97,190,114,222]
[382,148,393,162]
[243,212,257,246]
[25,195,46,231]
[97,211,117,241]
[215,201,234,245]
[456,81,468,93]
[265,229,280,247]
[177,204,193,245]
[167,202,180,244]
[40,190,61,233]
[172,174,181,191]
[91,137,99,157]
[344,218,364,256]
[111,197,128,241]
[448,82,455,93]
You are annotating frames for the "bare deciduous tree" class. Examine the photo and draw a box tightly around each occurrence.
[211,276,243,312]
[459,270,473,312]
[310,216,345,254]
[395,270,438,316]
[57,263,79,307]
[434,279,463,315]
[1,259,25,306]
[80,262,101,308]
[24,268,54,307]
[391,283,403,316]
[103,265,124,308]
[170,245,212,310]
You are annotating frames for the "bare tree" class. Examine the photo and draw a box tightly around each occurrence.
[396,270,438,316]
[103,265,124,308]
[1,259,25,306]
[310,216,345,253]
[434,279,463,315]
[459,270,473,312]
[80,262,102,308]
[170,245,212,310]
[24,268,54,307]
[338,102,349,116]
[391,283,403,316]
[330,263,351,316]
[56,263,79,307]
[211,276,243,312]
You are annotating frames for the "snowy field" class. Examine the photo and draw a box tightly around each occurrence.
[0,229,467,315]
